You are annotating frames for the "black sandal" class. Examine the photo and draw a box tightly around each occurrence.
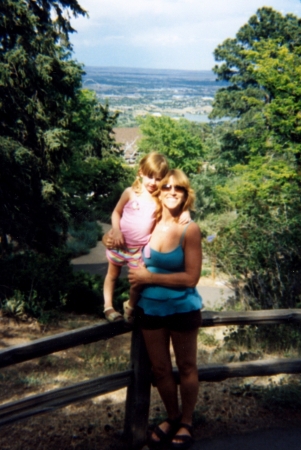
[171,423,194,450]
[148,417,181,448]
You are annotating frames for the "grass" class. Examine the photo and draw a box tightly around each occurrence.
[226,378,301,412]
[2,308,301,397]
[222,323,301,356]
[201,268,212,277]
[198,329,219,347]
[261,380,301,410]
[0,319,131,408]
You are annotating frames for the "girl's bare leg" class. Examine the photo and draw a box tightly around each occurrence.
[103,262,122,310]
[129,285,140,308]
[123,285,141,323]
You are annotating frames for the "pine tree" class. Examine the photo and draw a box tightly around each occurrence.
[0,0,86,252]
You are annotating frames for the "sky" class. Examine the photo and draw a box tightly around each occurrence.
[70,0,301,71]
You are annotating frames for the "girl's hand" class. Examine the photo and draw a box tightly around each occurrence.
[102,229,124,249]
[179,209,191,225]
[102,230,114,249]
[128,265,150,288]
[111,228,125,247]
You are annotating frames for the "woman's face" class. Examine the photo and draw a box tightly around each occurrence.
[160,176,187,211]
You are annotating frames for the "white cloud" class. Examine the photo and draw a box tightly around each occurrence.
[74,0,248,29]
[70,0,301,70]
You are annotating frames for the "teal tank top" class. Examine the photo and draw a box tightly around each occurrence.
[138,222,202,316]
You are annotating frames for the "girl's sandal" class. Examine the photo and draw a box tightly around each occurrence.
[104,307,124,323]
[148,417,181,448]
[170,423,194,450]
[123,300,135,325]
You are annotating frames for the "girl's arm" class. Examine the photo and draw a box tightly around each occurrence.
[110,188,131,247]
[178,209,191,225]
[128,223,202,288]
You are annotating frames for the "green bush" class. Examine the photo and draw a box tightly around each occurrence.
[65,271,130,315]
[261,381,301,411]
[65,271,103,314]
[0,249,72,305]
[224,323,301,354]
[0,252,131,322]
[0,248,73,321]
[67,221,103,257]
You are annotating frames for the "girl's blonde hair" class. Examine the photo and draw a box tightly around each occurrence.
[154,169,195,222]
[132,152,169,193]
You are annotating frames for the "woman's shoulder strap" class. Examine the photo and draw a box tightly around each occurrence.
[179,220,194,246]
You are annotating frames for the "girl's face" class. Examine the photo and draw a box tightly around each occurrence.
[140,172,162,193]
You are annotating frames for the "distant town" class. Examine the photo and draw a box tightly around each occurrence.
[83,66,227,127]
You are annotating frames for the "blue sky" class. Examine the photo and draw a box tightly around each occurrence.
[70,0,301,71]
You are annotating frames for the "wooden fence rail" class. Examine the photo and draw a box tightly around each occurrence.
[1,309,301,448]
[2,309,301,370]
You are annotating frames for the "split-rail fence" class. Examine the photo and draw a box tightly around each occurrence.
[1,309,301,448]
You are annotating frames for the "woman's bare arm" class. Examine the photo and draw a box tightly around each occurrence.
[128,222,202,289]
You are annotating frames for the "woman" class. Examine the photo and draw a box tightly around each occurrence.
[128,169,202,449]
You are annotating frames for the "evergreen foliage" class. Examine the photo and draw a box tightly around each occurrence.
[0,0,86,252]
[210,7,301,164]
[206,7,301,308]
[0,1,133,319]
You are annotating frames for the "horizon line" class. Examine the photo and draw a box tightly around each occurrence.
[82,65,214,73]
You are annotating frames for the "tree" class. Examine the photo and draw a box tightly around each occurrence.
[211,7,301,118]
[205,8,301,308]
[209,7,301,165]
[67,89,120,159]
[138,115,204,175]
[0,1,134,316]
[0,0,86,252]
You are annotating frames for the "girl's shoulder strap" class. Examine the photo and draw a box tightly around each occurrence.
[179,220,194,246]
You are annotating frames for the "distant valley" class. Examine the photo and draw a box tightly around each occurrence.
[83,66,227,126]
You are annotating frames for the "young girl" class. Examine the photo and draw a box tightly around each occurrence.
[103,152,190,323]
[103,152,169,323]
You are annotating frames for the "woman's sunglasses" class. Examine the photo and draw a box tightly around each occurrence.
[161,184,187,194]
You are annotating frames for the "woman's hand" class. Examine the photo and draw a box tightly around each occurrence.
[128,265,151,288]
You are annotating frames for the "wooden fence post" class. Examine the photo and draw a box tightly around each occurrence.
[123,327,152,449]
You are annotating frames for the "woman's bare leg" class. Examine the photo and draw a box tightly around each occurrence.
[170,327,199,441]
[142,328,180,440]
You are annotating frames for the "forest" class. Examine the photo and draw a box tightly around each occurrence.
[1,0,301,351]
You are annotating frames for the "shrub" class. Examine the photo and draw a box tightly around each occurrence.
[67,221,103,257]
[224,323,301,354]
[0,248,73,321]
[0,244,130,321]
[261,380,301,411]
[65,271,130,316]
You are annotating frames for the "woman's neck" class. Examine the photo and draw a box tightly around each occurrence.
[161,207,182,223]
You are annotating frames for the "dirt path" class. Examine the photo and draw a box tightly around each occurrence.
[71,223,234,309]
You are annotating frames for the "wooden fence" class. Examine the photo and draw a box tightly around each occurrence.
[1,309,301,448]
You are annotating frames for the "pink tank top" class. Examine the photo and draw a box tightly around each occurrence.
[120,195,156,247]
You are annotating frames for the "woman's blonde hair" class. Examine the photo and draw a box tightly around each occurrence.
[154,169,195,221]
[132,152,169,193]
